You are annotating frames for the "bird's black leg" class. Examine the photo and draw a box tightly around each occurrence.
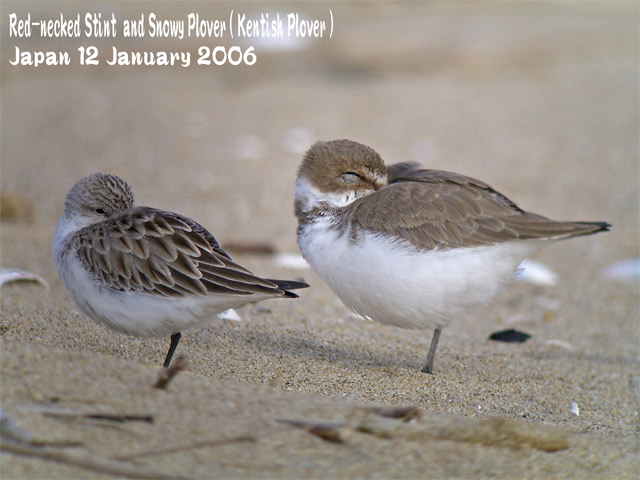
[422,328,442,374]
[163,332,182,368]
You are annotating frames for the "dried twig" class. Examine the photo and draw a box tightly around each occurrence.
[1,410,81,448]
[46,396,133,408]
[1,441,180,479]
[84,413,153,423]
[366,405,422,422]
[153,354,189,390]
[114,435,255,461]
[275,419,348,443]
[42,411,149,435]
[43,411,153,424]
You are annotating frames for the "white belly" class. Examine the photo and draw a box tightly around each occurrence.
[55,252,259,338]
[298,218,540,330]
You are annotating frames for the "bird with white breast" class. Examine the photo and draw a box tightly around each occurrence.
[294,139,609,374]
[53,173,308,368]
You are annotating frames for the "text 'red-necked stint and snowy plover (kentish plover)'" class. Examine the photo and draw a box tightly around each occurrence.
[53,173,308,368]
[294,139,610,374]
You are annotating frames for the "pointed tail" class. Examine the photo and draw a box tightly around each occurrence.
[267,279,310,298]
[567,221,611,237]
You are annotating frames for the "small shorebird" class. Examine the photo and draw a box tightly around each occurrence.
[294,139,609,374]
[53,173,308,368]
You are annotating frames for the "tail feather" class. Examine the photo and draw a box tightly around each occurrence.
[563,221,611,238]
[267,278,309,298]
[511,215,611,241]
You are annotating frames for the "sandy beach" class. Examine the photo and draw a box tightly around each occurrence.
[1,2,638,478]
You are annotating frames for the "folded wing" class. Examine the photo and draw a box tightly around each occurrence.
[351,162,609,250]
[73,207,298,298]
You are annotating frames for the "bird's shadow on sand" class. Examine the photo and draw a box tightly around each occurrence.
[205,322,426,373]
[201,321,637,377]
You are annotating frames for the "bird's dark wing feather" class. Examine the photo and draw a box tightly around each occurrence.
[73,207,300,298]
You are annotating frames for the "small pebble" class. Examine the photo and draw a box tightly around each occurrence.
[0,269,49,289]
[515,259,557,286]
[571,402,580,416]
[601,258,640,281]
[489,329,532,343]
[218,309,242,322]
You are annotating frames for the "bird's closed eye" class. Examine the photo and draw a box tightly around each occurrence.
[340,172,365,184]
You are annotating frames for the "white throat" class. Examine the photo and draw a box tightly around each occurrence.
[52,213,91,262]
[295,176,368,213]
